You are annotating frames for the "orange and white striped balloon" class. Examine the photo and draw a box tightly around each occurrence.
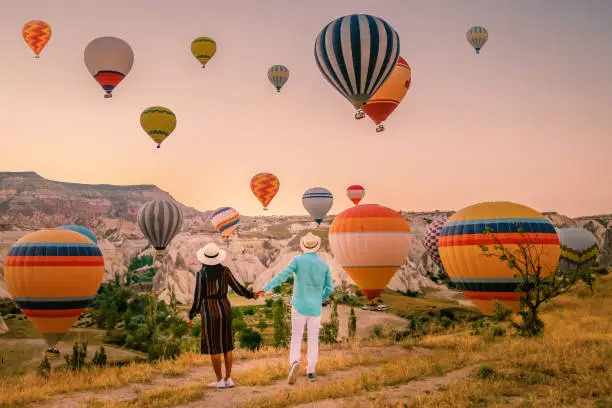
[329,204,412,300]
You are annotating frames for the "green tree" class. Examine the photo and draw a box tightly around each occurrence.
[239,328,263,351]
[273,299,290,348]
[38,356,51,379]
[479,226,594,337]
[348,307,357,339]
[93,345,107,367]
[65,341,88,371]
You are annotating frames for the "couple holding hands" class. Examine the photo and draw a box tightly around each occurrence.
[188,232,334,389]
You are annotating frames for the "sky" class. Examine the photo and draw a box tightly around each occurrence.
[1,0,611,218]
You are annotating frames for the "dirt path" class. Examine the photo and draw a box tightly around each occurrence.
[294,365,478,408]
[321,305,409,340]
[31,347,413,408]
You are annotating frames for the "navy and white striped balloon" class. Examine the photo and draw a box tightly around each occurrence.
[314,14,400,110]
[302,187,334,225]
[137,200,183,255]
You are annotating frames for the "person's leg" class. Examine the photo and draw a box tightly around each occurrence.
[223,351,233,380]
[306,314,322,375]
[210,354,223,381]
[290,308,306,365]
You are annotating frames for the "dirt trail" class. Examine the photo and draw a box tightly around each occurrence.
[294,365,478,408]
[31,347,413,408]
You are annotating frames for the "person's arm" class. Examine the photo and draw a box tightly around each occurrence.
[225,267,254,299]
[322,265,334,300]
[189,270,203,320]
[264,258,298,293]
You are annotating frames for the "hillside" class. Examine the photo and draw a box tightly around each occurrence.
[0,172,611,304]
[0,274,609,407]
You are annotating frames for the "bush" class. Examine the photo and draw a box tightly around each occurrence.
[273,299,290,348]
[65,341,87,371]
[257,320,268,330]
[319,322,338,344]
[191,322,202,337]
[148,339,182,361]
[493,301,512,322]
[172,320,189,338]
[232,316,247,333]
[439,308,456,321]
[370,325,385,338]
[476,364,497,379]
[265,299,274,307]
[93,345,107,367]
[239,328,263,351]
[440,316,453,328]
[243,307,255,316]
[348,308,357,338]
[38,356,51,379]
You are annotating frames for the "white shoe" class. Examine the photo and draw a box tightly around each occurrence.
[225,378,235,388]
[208,380,226,388]
[288,361,299,385]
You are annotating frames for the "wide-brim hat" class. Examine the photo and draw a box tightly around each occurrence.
[197,242,227,265]
[300,232,321,253]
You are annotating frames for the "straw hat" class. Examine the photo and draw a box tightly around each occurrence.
[196,242,227,265]
[300,232,321,253]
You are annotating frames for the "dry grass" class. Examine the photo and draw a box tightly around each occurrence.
[87,382,204,408]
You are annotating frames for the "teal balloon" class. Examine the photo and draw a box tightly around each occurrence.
[58,225,97,244]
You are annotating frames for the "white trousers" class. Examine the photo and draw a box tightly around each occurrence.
[290,307,322,374]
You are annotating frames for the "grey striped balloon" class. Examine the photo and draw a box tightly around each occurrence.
[314,14,400,110]
[137,200,183,255]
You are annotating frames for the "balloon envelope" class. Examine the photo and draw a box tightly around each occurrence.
[346,185,365,205]
[140,106,177,148]
[211,207,240,238]
[4,229,104,346]
[250,173,280,210]
[439,201,560,315]
[466,26,488,54]
[329,204,412,300]
[302,187,333,225]
[423,215,449,267]
[191,37,216,68]
[268,65,289,92]
[58,225,97,244]
[557,228,599,275]
[22,20,51,57]
[84,36,134,97]
[137,200,183,255]
[314,14,400,110]
[362,56,411,127]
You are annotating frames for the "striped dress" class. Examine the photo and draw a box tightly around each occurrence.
[188,264,254,355]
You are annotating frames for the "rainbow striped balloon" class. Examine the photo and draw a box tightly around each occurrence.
[4,229,104,346]
[329,204,412,300]
[439,202,560,315]
[211,207,240,238]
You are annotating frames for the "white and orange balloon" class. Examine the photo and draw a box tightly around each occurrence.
[346,185,365,206]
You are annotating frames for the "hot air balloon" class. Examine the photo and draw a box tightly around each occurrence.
[4,229,104,355]
[329,204,412,300]
[137,200,183,255]
[315,14,400,117]
[557,228,599,275]
[438,202,560,315]
[84,36,134,98]
[268,65,289,92]
[346,185,365,206]
[22,20,51,58]
[191,37,216,68]
[359,56,411,132]
[211,207,240,241]
[302,187,333,226]
[466,26,488,54]
[58,225,97,244]
[423,215,449,268]
[250,173,280,211]
[140,106,177,148]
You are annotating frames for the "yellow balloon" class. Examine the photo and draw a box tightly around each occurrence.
[191,37,216,68]
[140,106,177,148]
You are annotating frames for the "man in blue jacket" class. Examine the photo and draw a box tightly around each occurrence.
[256,232,334,384]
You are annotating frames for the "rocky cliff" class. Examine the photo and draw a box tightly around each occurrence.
[0,172,610,303]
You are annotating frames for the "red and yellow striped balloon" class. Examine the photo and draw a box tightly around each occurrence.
[362,56,411,128]
[4,229,104,346]
[438,202,560,315]
[250,173,280,210]
[22,20,52,57]
[329,204,412,300]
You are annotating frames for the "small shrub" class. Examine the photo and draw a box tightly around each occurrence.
[191,322,202,337]
[93,345,107,367]
[476,364,497,379]
[516,371,550,385]
[265,299,274,307]
[243,307,255,316]
[370,325,385,338]
[440,316,453,328]
[439,308,456,321]
[493,301,512,322]
[319,322,338,344]
[348,308,357,339]
[239,328,263,351]
[432,363,444,376]
[257,320,268,330]
[38,356,51,379]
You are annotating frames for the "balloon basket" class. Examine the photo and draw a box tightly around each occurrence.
[45,348,60,359]
[104,94,112,99]
[354,110,365,120]
[35,55,40,59]
[376,125,385,132]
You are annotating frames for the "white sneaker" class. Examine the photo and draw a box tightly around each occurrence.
[225,378,235,388]
[208,380,226,388]
[288,361,300,385]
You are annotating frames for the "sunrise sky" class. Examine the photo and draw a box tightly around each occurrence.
[1,0,611,217]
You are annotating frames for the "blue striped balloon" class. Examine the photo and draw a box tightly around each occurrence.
[302,187,334,225]
[58,225,98,244]
[314,14,400,111]
[268,65,289,92]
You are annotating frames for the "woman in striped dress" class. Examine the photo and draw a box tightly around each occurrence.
[188,242,257,389]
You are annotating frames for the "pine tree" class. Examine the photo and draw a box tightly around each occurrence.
[348,307,357,339]
[330,300,339,340]
[273,299,290,348]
